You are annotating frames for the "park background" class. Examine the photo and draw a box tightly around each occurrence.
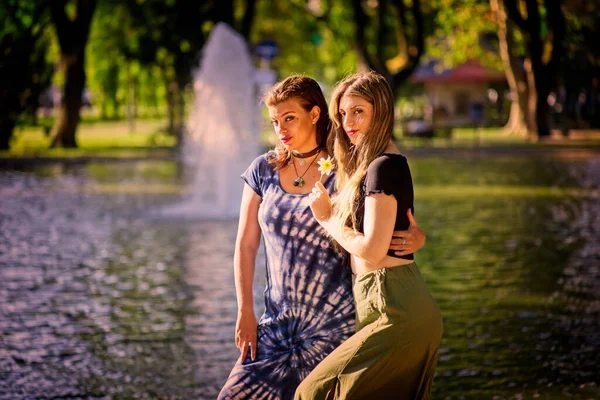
[1,0,599,399]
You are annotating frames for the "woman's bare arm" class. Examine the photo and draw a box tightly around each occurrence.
[233,184,262,361]
[310,182,397,266]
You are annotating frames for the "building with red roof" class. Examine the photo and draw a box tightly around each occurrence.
[410,59,507,129]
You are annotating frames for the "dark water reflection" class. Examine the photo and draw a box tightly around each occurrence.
[1,154,598,399]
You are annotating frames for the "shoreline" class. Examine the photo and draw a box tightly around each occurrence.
[1,143,600,168]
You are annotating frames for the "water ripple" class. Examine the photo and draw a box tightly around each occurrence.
[1,156,599,399]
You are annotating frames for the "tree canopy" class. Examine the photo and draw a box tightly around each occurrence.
[1,0,598,148]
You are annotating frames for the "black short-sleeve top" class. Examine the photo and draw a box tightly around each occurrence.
[356,153,415,260]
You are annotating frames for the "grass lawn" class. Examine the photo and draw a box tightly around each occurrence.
[3,120,599,161]
[397,126,600,150]
[3,119,175,159]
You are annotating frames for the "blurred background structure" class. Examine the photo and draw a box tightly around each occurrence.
[1,0,599,399]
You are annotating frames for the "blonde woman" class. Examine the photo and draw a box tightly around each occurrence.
[297,71,443,399]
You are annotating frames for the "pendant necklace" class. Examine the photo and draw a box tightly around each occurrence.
[292,150,321,187]
[292,146,323,167]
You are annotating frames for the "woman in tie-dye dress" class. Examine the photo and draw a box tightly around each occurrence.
[218,76,426,400]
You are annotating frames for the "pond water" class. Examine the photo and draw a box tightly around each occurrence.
[1,151,599,399]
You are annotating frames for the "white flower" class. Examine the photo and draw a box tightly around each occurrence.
[317,156,333,176]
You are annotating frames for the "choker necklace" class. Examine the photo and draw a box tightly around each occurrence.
[292,146,323,166]
[292,150,320,187]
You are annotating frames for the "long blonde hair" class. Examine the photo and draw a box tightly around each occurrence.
[329,71,395,232]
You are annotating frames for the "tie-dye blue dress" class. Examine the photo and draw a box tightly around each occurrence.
[218,153,355,400]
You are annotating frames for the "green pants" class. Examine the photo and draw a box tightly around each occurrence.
[295,263,443,400]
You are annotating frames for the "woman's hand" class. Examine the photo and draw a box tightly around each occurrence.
[309,181,332,222]
[235,309,257,362]
[390,209,426,256]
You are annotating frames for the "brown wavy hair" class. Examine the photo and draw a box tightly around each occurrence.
[329,71,395,232]
[263,75,331,169]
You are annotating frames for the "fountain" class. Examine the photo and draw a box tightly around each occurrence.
[164,22,260,219]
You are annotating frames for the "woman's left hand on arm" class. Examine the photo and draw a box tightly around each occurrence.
[390,209,426,256]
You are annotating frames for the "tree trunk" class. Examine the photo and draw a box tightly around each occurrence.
[503,0,565,139]
[113,98,121,119]
[240,0,257,41]
[0,85,18,149]
[492,0,527,135]
[50,53,85,148]
[100,102,108,120]
[592,69,600,129]
[49,0,97,148]
[524,58,538,139]
[505,100,524,133]
[0,119,16,150]
[0,3,51,150]
[535,82,552,137]
[213,0,235,27]
[534,0,564,138]
[166,80,176,136]
[126,62,136,134]
[175,77,186,149]
[389,0,424,96]
[351,0,376,73]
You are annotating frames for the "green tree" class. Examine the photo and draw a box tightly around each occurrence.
[48,0,98,148]
[249,0,356,83]
[370,0,595,136]
[254,0,429,96]
[86,1,133,120]
[561,1,600,129]
[427,0,548,136]
[504,0,566,139]
[427,0,498,66]
[120,0,257,146]
[426,0,530,135]
[0,2,53,149]
[490,0,534,135]
[349,0,427,98]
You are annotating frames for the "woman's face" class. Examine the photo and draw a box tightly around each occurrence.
[338,94,374,145]
[268,98,320,152]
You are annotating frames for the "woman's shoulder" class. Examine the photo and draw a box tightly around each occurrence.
[243,151,276,180]
[247,151,276,171]
[242,151,279,196]
[367,153,409,174]
[364,152,412,195]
